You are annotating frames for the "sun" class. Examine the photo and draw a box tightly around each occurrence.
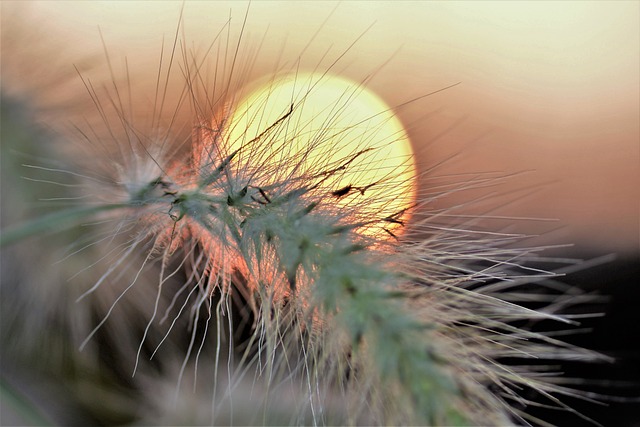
[220,72,417,238]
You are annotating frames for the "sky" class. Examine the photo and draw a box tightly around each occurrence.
[2,0,638,255]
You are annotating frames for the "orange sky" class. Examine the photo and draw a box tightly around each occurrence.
[2,1,638,254]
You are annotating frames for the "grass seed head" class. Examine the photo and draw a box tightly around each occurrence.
[0,4,608,426]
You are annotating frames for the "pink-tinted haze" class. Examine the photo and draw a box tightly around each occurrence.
[2,1,638,254]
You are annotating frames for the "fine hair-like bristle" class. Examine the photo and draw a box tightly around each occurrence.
[0,4,609,426]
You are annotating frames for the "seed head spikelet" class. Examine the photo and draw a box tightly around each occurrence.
[0,5,610,426]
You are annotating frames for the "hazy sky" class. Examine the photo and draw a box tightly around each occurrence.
[2,1,638,254]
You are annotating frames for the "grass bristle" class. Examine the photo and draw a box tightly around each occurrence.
[0,4,608,426]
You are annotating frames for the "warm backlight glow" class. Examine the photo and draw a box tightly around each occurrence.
[223,73,417,237]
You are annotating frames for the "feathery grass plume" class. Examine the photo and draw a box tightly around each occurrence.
[0,4,607,426]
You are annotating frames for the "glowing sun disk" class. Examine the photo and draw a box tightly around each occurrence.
[223,73,417,237]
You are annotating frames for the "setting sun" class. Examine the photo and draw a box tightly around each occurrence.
[221,72,418,237]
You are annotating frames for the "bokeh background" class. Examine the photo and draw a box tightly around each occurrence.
[2,1,638,425]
